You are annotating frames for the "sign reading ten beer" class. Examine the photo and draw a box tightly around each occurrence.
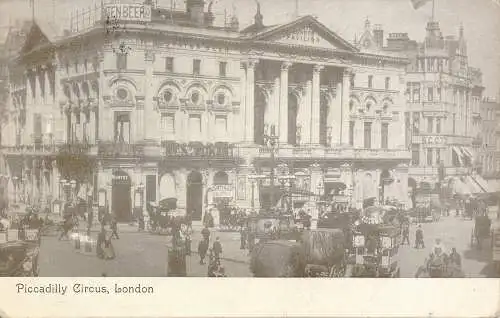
[105,4,152,22]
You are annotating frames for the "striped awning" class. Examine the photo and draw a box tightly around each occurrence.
[464,176,484,194]
[452,147,464,166]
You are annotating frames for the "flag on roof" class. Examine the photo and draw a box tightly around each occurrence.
[411,0,432,9]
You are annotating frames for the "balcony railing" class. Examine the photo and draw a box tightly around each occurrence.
[1,144,58,155]
[98,141,145,158]
[161,141,238,160]
[58,142,93,155]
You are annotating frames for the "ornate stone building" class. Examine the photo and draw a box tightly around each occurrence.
[1,0,410,222]
[357,17,488,201]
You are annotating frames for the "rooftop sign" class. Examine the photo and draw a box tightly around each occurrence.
[105,4,152,23]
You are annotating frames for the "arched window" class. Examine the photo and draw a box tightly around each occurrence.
[213,171,229,185]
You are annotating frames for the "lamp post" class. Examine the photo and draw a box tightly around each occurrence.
[248,174,266,212]
[12,176,18,203]
[135,182,145,230]
[263,127,279,210]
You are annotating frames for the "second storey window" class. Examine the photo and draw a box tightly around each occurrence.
[411,144,420,166]
[428,87,433,102]
[33,113,42,143]
[349,121,354,146]
[427,148,433,165]
[189,114,202,140]
[364,122,372,149]
[161,113,175,134]
[193,59,201,75]
[427,117,433,133]
[385,77,390,90]
[219,61,227,77]
[165,57,174,72]
[436,118,441,133]
[215,115,227,140]
[116,54,127,70]
[114,112,131,143]
[368,75,373,88]
[381,123,389,149]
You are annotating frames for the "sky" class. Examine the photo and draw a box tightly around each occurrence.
[1,0,499,96]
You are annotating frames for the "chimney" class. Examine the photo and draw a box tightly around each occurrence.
[386,33,410,50]
[373,24,383,48]
[186,0,205,26]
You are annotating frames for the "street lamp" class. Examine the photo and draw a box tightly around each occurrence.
[248,173,266,212]
[262,127,279,210]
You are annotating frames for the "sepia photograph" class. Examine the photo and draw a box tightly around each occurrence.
[0,0,499,280]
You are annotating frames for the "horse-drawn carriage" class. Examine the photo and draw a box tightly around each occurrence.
[471,215,491,250]
[0,223,41,277]
[148,198,186,235]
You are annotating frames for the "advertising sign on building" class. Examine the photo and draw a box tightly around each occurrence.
[105,4,152,22]
[212,184,233,198]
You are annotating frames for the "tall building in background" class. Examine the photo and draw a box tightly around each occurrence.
[0,0,410,222]
[357,17,490,205]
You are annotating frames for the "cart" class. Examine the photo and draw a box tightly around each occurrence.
[470,215,491,250]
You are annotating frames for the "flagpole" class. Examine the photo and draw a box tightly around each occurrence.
[431,0,435,21]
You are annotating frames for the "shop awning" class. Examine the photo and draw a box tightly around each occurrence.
[452,147,464,166]
[462,147,474,159]
[464,176,484,194]
[452,177,471,195]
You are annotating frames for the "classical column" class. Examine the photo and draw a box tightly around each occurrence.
[245,59,258,143]
[89,108,96,144]
[143,50,155,142]
[311,65,323,145]
[239,62,247,142]
[341,68,352,145]
[302,79,312,144]
[354,118,364,148]
[279,62,292,144]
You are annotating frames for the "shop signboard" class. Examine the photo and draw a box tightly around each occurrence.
[212,184,233,198]
[104,4,152,22]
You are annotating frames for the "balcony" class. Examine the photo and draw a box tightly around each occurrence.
[409,166,470,176]
[58,142,93,155]
[161,141,239,161]
[1,143,58,156]
[255,145,411,161]
[98,141,145,158]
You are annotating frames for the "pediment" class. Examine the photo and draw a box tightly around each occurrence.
[20,23,52,54]
[253,16,357,52]
[358,30,376,50]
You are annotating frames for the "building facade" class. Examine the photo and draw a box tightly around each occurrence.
[1,0,410,222]
[359,18,487,200]
[480,97,500,177]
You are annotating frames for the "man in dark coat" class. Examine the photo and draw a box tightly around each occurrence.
[401,221,410,245]
[415,224,425,249]
[201,226,210,243]
[96,225,106,259]
[212,237,223,260]
[198,238,209,264]
[240,226,247,249]
[110,215,119,239]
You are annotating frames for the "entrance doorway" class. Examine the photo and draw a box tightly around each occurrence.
[186,171,203,221]
[112,170,132,222]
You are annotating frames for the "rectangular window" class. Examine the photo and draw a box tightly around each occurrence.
[427,148,433,165]
[406,83,411,102]
[368,75,373,88]
[74,61,78,73]
[413,84,420,102]
[452,114,456,134]
[364,122,372,149]
[385,77,390,90]
[114,112,131,143]
[381,123,389,149]
[437,87,442,101]
[189,114,202,140]
[436,118,441,133]
[427,87,433,102]
[165,57,174,72]
[161,113,175,134]
[219,61,227,77]
[427,117,433,133]
[193,59,201,75]
[412,113,420,134]
[349,121,355,146]
[116,54,127,70]
[350,74,355,88]
[33,113,42,142]
[215,115,227,140]
[435,149,441,165]
[411,145,420,166]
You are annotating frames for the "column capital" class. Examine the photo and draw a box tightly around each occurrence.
[243,59,259,70]
[281,61,293,71]
[313,64,325,73]
[343,67,354,77]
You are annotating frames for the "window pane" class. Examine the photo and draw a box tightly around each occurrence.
[368,75,373,88]
[427,117,433,133]
[165,57,174,72]
[427,148,433,165]
[436,119,441,133]
[193,59,201,75]
[381,123,388,149]
[189,115,201,140]
[428,87,433,101]
[117,54,127,70]
[411,145,420,166]
[364,122,372,148]
[215,116,227,140]
[349,121,354,146]
[219,62,227,77]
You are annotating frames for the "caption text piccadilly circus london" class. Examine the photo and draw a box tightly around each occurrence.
[15,283,155,295]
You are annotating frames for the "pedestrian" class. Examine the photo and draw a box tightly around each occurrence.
[110,215,119,239]
[186,210,194,233]
[449,247,461,267]
[96,225,106,259]
[240,225,247,249]
[58,217,72,241]
[212,237,223,260]
[247,230,256,254]
[414,224,425,249]
[401,222,410,245]
[184,227,192,256]
[201,225,210,243]
[198,236,209,264]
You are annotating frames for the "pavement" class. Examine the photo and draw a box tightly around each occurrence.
[38,208,499,277]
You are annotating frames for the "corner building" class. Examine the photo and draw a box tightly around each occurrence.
[1,1,410,222]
